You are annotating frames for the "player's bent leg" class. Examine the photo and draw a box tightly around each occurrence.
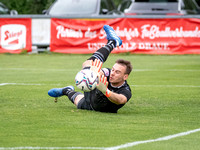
[74,94,84,105]
[103,25,122,47]
[68,93,93,110]
[87,25,122,63]
[76,96,93,110]
[82,60,93,69]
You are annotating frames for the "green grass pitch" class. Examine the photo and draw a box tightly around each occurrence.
[0,53,200,150]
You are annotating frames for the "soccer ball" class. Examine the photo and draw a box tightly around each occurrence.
[75,69,98,92]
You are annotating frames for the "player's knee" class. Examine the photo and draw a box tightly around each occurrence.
[82,60,93,69]
[74,94,84,106]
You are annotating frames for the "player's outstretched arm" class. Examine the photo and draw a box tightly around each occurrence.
[97,75,127,105]
[107,92,128,105]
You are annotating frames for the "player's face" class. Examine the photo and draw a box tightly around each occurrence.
[109,63,128,86]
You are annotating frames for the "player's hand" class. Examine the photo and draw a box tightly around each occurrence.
[96,74,112,97]
[90,59,102,76]
[97,74,107,94]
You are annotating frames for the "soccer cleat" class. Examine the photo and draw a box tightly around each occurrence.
[103,25,122,47]
[48,86,74,102]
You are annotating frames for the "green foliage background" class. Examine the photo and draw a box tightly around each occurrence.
[0,0,55,14]
[0,0,122,14]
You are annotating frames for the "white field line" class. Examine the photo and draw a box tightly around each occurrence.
[0,83,43,86]
[0,68,200,72]
[0,68,79,72]
[0,147,104,150]
[0,128,199,150]
[105,128,200,150]
[0,83,61,86]
[1,83,200,88]
[130,85,200,88]
[133,69,200,72]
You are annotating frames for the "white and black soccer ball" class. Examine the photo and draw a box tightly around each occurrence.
[75,69,98,92]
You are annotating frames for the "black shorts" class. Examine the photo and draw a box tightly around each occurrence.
[77,92,93,110]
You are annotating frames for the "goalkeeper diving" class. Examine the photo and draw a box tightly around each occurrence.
[48,25,133,113]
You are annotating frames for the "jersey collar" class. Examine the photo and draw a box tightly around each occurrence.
[110,81,126,89]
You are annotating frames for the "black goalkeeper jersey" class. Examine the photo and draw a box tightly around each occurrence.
[87,68,132,113]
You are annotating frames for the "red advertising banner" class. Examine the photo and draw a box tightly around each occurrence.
[0,18,32,54]
[51,18,200,54]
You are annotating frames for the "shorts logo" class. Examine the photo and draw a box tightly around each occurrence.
[0,24,26,50]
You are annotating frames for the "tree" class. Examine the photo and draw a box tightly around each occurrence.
[1,0,122,14]
[1,0,55,14]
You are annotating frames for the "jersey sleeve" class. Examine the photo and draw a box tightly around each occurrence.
[118,87,132,102]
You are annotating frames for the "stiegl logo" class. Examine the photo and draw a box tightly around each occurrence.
[0,24,26,50]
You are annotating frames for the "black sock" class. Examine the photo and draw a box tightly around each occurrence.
[62,88,72,96]
[67,91,77,103]
[63,89,81,104]
[88,40,116,63]
[106,40,116,50]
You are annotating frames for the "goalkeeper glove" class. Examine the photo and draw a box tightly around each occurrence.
[90,59,102,75]
[96,74,112,98]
